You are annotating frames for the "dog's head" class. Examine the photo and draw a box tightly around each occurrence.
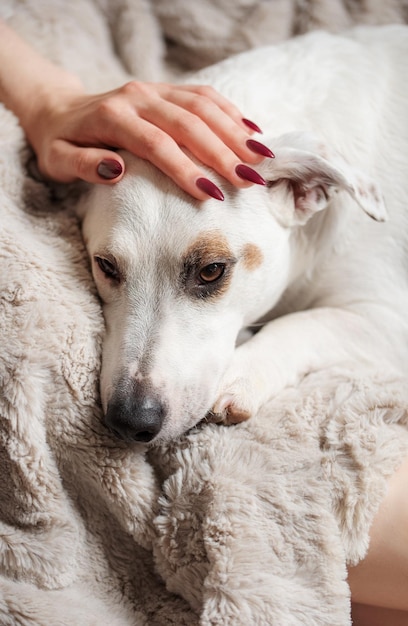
[78,131,386,443]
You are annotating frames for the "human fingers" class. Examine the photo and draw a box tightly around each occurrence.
[37,139,125,184]
[108,116,226,200]
[31,87,220,197]
[107,82,271,170]
[38,82,271,197]
[157,83,272,165]
[90,86,269,197]
[136,97,272,189]
[174,84,260,133]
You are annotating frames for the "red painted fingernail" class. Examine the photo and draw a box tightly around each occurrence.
[246,139,275,159]
[196,177,224,201]
[235,164,266,186]
[97,159,123,180]
[242,118,263,134]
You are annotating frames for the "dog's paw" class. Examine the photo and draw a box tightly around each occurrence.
[208,342,284,427]
[207,392,252,426]
[210,372,267,426]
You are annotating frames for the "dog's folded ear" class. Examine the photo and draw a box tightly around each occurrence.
[259,131,388,227]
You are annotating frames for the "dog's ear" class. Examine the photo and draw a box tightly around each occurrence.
[259,132,387,227]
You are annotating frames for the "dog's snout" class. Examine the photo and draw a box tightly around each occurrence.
[104,383,167,443]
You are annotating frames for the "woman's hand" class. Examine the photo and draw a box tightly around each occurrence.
[25,80,275,201]
[0,19,274,200]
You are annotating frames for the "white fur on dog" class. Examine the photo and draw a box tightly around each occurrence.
[1,2,408,625]
[81,28,408,445]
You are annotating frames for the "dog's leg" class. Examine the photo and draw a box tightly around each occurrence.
[211,306,395,424]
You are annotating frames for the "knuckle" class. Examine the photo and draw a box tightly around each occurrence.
[36,157,51,179]
[40,143,60,175]
[193,85,217,99]
[72,150,91,178]
[120,80,152,99]
[95,97,118,120]
[141,128,168,154]
[187,94,211,117]
[45,142,59,164]
[37,143,76,183]
[177,113,201,136]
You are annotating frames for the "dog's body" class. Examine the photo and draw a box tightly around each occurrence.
[79,25,408,442]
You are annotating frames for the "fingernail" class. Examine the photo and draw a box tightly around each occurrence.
[97,159,123,180]
[242,118,263,134]
[246,139,275,159]
[235,164,266,186]
[196,177,224,201]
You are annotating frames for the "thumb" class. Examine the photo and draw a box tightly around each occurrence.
[41,140,125,184]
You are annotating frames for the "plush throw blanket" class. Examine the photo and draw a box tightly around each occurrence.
[1,2,408,625]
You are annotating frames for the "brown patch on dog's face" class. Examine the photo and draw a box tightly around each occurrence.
[241,243,264,271]
[184,230,233,264]
[181,230,237,300]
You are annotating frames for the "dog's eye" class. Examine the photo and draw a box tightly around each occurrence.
[198,263,225,284]
[95,256,120,281]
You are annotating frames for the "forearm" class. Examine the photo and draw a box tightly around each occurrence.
[0,20,83,133]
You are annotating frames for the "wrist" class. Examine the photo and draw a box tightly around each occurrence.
[0,21,84,141]
[20,73,85,155]
[20,71,84,133]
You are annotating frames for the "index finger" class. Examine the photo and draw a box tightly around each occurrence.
[162,83,263,134]
[117,117,224,201]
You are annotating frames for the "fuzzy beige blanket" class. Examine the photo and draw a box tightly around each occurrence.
[1,1,408,625]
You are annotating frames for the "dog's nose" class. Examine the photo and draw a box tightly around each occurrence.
[104,386,167,443]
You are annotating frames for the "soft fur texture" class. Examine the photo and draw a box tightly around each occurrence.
[1,2,408,625]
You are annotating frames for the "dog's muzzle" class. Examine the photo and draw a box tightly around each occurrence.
[104,379,167,443]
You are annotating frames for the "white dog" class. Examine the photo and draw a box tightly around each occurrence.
[78,26,408,443]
